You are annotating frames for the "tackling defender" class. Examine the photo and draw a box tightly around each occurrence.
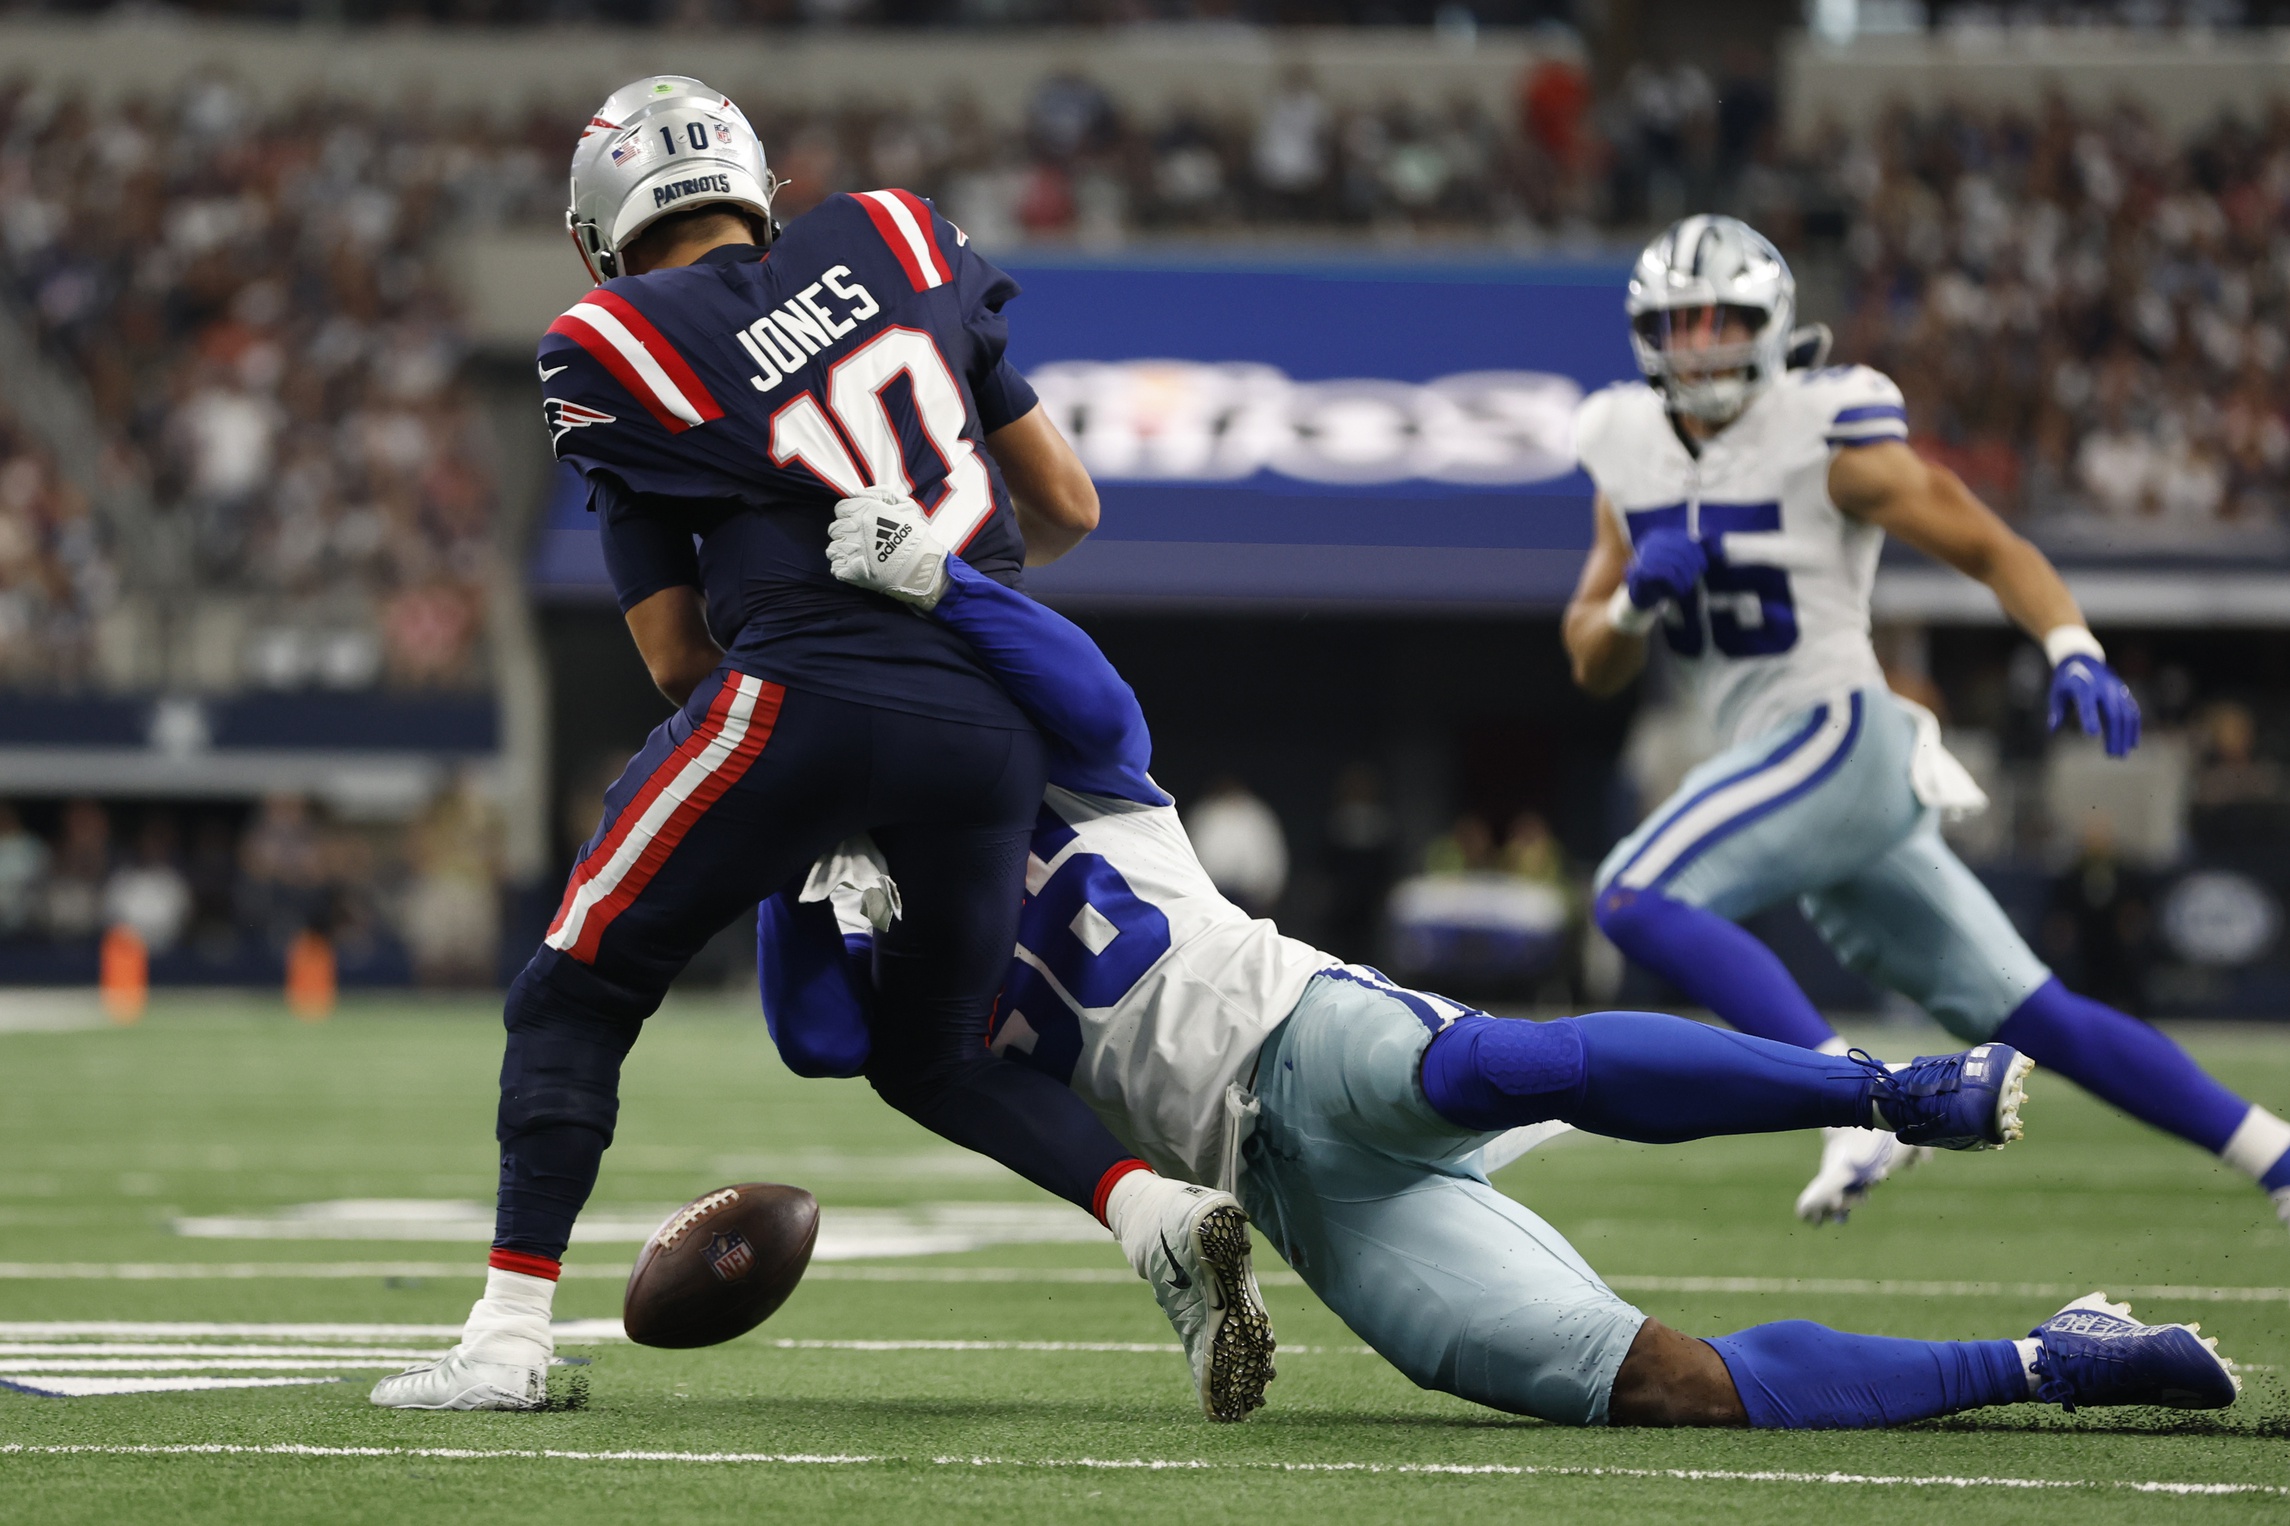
[753,486,2237,1431]
[1565,215,2290,1227]
[374,77,1219,1411]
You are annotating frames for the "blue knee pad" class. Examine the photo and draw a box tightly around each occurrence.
[1420,1016,1586,1133]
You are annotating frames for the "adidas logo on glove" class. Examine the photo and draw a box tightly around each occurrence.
[874,521,911,563]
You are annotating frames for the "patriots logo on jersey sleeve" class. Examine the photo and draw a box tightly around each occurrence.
[545,396,617,448]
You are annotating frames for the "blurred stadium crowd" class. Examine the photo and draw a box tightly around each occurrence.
[0,782,505,984]
[4,52,2290,989]
[1832,100,2290,546]
[0,81,503,696]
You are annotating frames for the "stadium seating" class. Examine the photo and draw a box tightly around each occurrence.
[3,50,2289,989]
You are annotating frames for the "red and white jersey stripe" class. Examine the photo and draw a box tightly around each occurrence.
[546,673,783,965]
[547,290,725,434]
[854,190,953,292]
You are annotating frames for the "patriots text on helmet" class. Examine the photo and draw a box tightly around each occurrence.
[653,172,736,209]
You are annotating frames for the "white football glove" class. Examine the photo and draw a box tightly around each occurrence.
[827,485,949,612]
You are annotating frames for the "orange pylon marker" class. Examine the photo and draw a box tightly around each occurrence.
[286,930,337,1022]
[100,925,148,1024]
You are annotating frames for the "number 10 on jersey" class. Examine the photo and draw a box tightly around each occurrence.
[765,326,995,552]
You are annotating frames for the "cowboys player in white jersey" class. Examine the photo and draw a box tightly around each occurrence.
[1567,215,2290,1228]
[759,486,2238,1433]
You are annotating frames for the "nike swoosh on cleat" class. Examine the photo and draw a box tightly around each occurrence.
[1159,1232,1193,1291]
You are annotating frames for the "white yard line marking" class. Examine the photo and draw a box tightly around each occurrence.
[0,993,107,1033]
[765,1340,1375,1355]
[0,1360,421,1373]
[9,1263,2290,1306]
[1601,1276,2290,1304]
[0,1345,443,1358]
[166,1200,1103,1259]
[0,1326,1374,1358]
[0,1378,339,1397]
[0,1264,550,1280]
[0,1445,2280,1498]
[809,1266,1141,1284]
[0,1321,628,1343]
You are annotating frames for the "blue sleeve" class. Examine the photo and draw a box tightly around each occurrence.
[756,891,875,1079]
[930,559,1168,805]
[974,357,1039,435]
[592,474,700,614]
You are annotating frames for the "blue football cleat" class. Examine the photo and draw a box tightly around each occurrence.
[2029,1293,2241,1413]
[1853,1042,2032,1150]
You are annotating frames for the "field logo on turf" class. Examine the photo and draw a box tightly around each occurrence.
[704,1231,755,1282]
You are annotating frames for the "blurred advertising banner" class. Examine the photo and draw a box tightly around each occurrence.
[530,256,1637,609]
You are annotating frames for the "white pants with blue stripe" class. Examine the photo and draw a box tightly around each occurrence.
[1593,688,2051,1040]
[1238,971,1646,1424]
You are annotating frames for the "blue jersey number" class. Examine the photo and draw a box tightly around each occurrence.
[1623,502,1797,659]
[989,844,1173,1083]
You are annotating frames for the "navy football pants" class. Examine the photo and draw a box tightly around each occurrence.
[492,669,1137,1262]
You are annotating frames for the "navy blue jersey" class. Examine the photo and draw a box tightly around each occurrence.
[538,189,1042,727]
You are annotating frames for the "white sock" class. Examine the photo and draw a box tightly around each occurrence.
[2220,1104,2290,1186]
[2013,1337,2044,1399]
[461,1267,556,1366]
[1103,1170,1193,1280]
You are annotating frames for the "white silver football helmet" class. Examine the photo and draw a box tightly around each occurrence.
[1625,215,1797,427]
[567,75,780,284]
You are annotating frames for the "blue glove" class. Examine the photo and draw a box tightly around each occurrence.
[2048,654,2141,757]
[1624,527,1710,611]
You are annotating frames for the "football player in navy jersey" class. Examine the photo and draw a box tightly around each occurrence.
[373,75,1241,1412]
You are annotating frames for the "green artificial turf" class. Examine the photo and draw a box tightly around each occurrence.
[2,994,2287,1524]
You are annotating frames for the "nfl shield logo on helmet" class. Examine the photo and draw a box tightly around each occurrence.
[713,122,733,146]
[703,1230,755,1282]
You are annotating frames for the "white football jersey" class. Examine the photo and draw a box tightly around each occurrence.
[1573,366,1908,745]
[830,785,1336,1186]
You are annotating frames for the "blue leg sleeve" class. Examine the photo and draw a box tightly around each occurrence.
[1997,978,2274,1180]
[1420,1012,1874,1141]
[1707,1321,2028,1429]
[757,891,874,1079]
[1596,887,1840,1051]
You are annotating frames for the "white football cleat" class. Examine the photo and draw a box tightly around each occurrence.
[369,1345,547,1411]
[1794,1126,1931,1225]
[1123,1180,1276,1421]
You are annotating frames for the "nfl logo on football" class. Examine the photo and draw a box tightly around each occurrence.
[703,1230,755,1283]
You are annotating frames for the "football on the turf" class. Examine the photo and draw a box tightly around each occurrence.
[622,1183,820,1348]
